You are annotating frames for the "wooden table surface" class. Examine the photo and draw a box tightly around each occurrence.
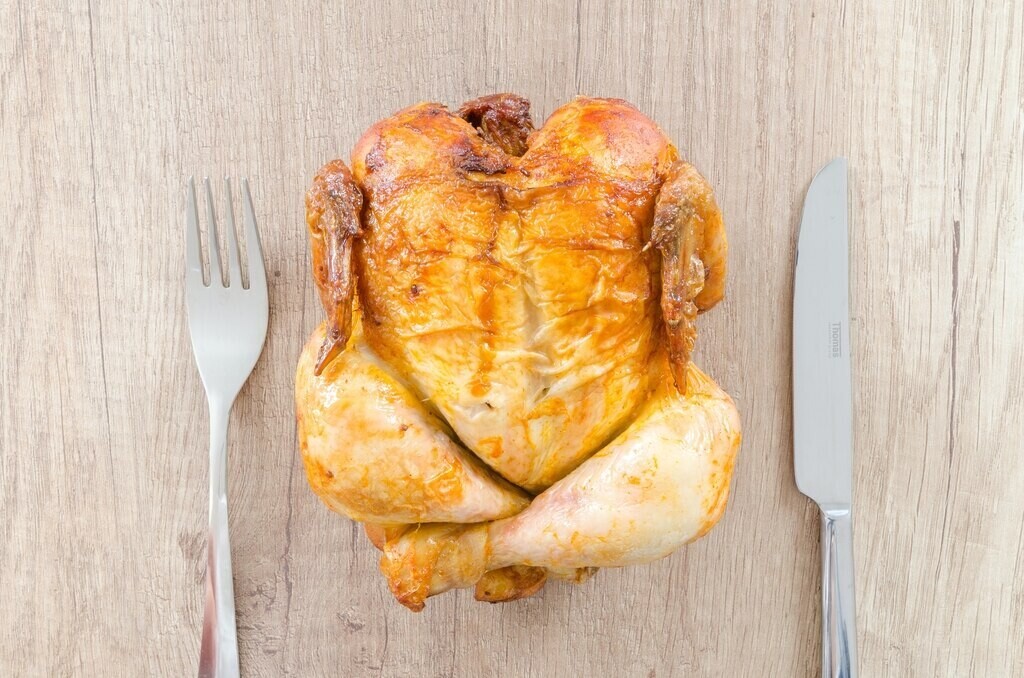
[2,1,1022,676]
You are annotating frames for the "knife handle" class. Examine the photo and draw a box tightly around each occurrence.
[820,507,858,678]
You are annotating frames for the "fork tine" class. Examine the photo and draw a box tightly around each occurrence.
[222,178,243,288]
[241,178,266,291]
[204,177,224,287]
[186,177,205,285]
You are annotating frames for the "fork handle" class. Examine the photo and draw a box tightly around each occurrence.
[198,398,239,678]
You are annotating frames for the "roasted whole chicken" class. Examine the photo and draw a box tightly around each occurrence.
[295,94,741,611]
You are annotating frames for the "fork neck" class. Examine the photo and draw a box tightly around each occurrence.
[206,390,235,412]
[207,398,233,510]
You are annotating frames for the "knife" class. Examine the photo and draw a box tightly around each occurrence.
[793,157,858,678]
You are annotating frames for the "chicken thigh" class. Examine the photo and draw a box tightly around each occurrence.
[295,94,740,611]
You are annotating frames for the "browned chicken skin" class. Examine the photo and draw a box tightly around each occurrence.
[296,94,740,611]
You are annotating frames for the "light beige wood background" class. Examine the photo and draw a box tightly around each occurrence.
[2,1,1022,676]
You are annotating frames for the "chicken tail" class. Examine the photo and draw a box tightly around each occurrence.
[458,93,535,157]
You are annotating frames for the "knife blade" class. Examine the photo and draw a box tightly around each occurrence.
[793,157,858,678]
[793,157,852,507]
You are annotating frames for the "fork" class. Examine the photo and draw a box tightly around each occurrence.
[186,177,269,678]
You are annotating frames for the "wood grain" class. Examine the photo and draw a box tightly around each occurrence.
[1,1,1021,676]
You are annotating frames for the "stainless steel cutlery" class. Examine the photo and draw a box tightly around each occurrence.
[793,158,858,678]
[185,178,269,678]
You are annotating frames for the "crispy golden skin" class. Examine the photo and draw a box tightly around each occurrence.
[296,94,738,611]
